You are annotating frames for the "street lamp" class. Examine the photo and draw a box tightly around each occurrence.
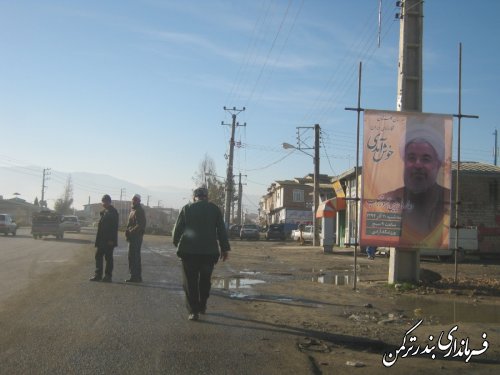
[282,126,320,246]
[282,143,313,157]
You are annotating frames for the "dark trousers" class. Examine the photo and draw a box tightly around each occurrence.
[181,256,216,314]
[95,246,114,277]
[128,236,143,279]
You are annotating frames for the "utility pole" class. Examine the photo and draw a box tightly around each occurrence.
[286,125,321,246]
[221,106,246,227]
[313,124,320,246]
[390,0,424,284]
[494,129,498,166]
[120,188,126,226]
[236,173,247,225]
[147,195,151,207]
[396,0,423,112]
[41,168,50,208]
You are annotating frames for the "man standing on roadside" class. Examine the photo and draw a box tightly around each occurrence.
[125,194,146,283]
[90,194,119,282]
[173,187,230,321]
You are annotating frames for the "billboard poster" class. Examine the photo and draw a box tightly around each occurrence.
[360,110,453,249]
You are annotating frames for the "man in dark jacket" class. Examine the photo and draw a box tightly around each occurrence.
[125,194,146,283]
[90,194,119,282]
[173,187,230,321]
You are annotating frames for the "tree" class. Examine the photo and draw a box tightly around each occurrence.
[54,176,74,214]
[34,197,39,206]
[193,154,225,210]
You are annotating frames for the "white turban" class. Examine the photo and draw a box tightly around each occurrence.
[400,116,446,162]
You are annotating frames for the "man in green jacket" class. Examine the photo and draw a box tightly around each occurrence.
[173,187,230,321]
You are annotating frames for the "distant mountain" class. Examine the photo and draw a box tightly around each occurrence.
[0,166,260,213]
[0,166,191,210]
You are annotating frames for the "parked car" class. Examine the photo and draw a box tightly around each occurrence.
[0,213,17,236]
[265,224,286,241]
[60,215,81,233]
[228,224,242,239]
[291,225,314,242]
[240,224,260,240]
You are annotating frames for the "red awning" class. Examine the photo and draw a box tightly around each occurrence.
[316,197,346,218]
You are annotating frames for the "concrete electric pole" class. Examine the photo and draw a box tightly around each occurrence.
[313,124,320,246]
[390,0,424,284]
[221,106,245,227]
[236,173,247,225]
[40,168,50,208]
[396,0,423,112]
[494,129,498,166]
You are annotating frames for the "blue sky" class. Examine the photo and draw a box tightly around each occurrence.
[1,0,499,211]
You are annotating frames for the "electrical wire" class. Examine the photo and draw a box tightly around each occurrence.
[245,150,296,171]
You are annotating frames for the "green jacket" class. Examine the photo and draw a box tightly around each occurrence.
[126,203,146,238]
[173,200,230,257]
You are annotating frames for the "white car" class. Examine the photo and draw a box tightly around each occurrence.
[291,225,314,242]
[60,215,81,233]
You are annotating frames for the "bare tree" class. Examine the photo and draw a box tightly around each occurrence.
[193,154,225,210]
[54,176,74,214]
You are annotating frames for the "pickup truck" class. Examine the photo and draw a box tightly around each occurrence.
[32,211,65,240]
[291,225,314,242]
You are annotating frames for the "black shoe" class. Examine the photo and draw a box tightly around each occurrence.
[188,313,199,321]
[89,276,102,282]
[102,276,112,283]
[125,277,142,283]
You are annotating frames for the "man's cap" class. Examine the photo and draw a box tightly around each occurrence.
[133,194,141,201]
[101,194,112,203]
[193,187,208,198]
[400,115,446,163]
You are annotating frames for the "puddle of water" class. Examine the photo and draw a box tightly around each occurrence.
[311,272,359,286]
[239,270,261,275]
[228,292,250,299]
[212,277,266,290]
[397,296,500,324]
[306,268,351,273]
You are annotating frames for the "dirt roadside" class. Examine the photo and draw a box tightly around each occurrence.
[213,240,500,374]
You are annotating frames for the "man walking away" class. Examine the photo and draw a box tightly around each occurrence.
[125,194,146,283]
[90,194,119,282]
[173,187,230,321]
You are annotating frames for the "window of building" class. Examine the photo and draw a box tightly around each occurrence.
[293,189,304,202]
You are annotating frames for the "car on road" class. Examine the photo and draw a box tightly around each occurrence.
[265,224,286,241]
[0,213,17,236]
[228,224,242,239]
[60,215,81,233]
[240,224,260,240]
[291,225,314,242]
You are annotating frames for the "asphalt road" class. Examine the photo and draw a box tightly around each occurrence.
[0,228,312,375]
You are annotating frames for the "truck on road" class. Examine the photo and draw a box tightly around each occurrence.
[32,211,64,240]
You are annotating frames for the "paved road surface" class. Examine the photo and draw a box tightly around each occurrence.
[0,228,312,374]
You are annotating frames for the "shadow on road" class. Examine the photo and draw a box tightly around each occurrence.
[41,238,93,245]
[202,312,500,365]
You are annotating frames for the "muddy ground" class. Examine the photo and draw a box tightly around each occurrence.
[211,239,500,374]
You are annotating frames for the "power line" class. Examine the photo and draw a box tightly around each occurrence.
[246,150,295,171]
